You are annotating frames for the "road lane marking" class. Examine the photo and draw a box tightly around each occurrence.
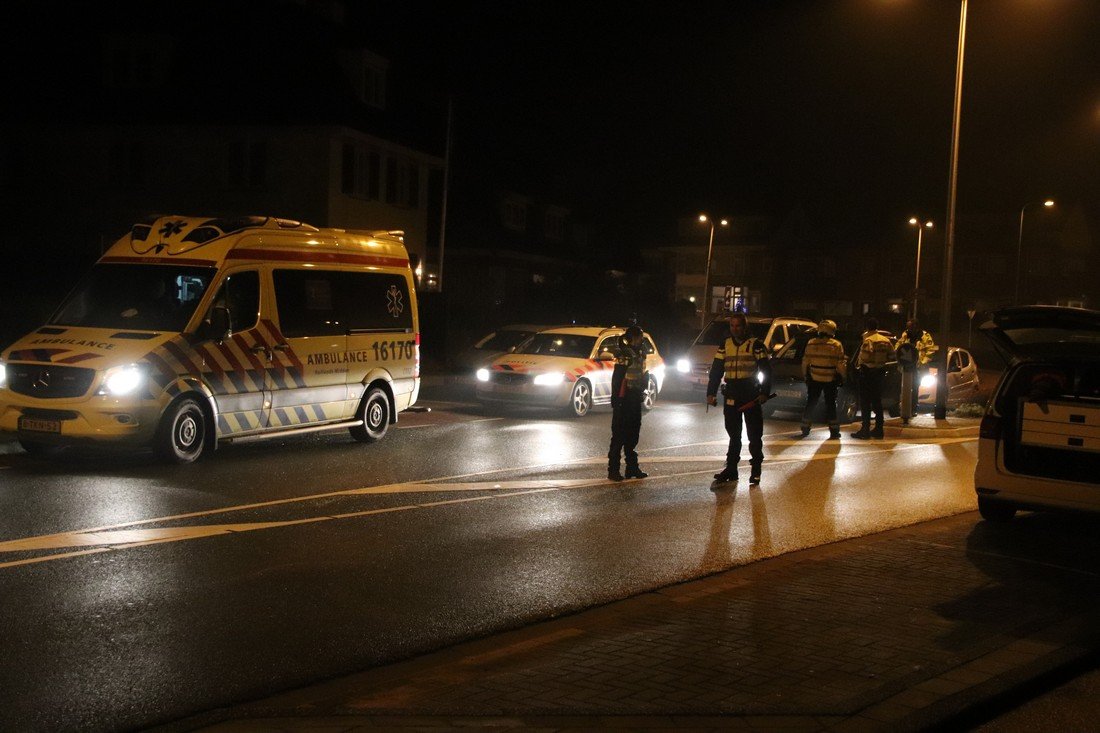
[0,436,977,569]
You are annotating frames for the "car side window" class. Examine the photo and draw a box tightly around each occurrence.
[597,336,619,355]
[959,351,971,368]
[206,270,259,333]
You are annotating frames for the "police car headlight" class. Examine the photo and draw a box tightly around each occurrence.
[101,364,146,396]
[533,372,565,386]
[920,374,937,388]
[476,368,491,382]
[676,358,691,374]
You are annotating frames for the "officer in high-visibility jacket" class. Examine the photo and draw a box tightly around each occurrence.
[895,318,937,413]
[706,312,772,485]
[851,317,893,439]
[607,325,649,482]
[799,319,846,439]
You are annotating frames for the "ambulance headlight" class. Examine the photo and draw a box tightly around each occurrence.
[676,358,691,374]
[101,364,146,396]
[476,368,491,382]
[533,372,565,386]
[0,361,6,389]
[920,374,937,388]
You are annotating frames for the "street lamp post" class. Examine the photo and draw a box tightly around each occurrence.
[698,214,728,328]
[1014,199,1054,306]
[908,218,934,320]
[935,0,967,421]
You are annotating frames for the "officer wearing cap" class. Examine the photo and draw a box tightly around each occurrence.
[799,319,846,439]
[608,325,650,482]
[706,312,772,485]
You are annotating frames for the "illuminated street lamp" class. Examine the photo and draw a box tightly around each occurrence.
[908,218,934,319]
[698,214,729,327]
[1014,199,1054,306]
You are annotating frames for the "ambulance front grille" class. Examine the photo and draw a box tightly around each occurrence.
[7,363,96,399]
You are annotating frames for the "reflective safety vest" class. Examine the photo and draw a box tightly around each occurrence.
[858,331,893,369]
[802,336,846,382]
[716,337,766,381]
[897,329,936,366]
[616,345,648,391]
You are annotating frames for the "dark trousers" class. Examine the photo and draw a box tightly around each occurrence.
[608,391,643,471]
[802,380,838,428]
[723,400,763,470]
[859,368,885,431]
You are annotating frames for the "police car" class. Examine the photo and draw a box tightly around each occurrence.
[475,326,666,417]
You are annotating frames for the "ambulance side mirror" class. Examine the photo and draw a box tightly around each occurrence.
[200,305,233,342]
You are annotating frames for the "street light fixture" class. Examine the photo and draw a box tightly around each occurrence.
[698,214,729,327]
[1014,199,1054,306]
[908,218,934,320]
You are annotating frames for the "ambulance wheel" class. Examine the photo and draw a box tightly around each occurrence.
[155,397,207,464]
[567,379,592,418]
[351,386,389,442]
[641,376,659,412]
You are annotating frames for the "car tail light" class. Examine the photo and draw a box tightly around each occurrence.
[979,413,1001,440]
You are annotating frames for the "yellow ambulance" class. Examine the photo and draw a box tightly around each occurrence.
[0,215,420,462]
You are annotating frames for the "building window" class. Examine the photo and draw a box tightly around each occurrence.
[501,200,527,232]
[227,140,267,189]
[544,210,565,241]
[341,143,383,200]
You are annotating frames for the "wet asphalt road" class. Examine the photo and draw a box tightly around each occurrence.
[0,383,980,731]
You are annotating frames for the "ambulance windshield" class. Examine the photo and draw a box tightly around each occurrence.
[51,263,217,332]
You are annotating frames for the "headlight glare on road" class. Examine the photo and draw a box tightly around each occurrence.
[920,374,937,388]
[102,364,145,396]
[476,368,490,382]
[533,372,565,386]
[676,358,690,374]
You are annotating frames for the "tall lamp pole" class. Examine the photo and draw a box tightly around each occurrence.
[908,218,934,320]
[698,214,728,328]
[935,0,967,421]
[1014,199,1054,306]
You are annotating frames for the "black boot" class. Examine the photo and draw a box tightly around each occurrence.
[871,426,884,439]
[608,469,624,482]
[625,466,648,479]
[749,466,761,485]
[850,428,870,439]
[713,467,737,483]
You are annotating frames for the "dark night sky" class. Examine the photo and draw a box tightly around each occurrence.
[359,0,1100,258]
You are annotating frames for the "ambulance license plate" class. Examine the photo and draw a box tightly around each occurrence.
[18,417,61,434]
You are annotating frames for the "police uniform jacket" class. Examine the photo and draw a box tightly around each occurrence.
[611,343,648,406]
[707,335,772,404]
[896,329,936,366]
[802,336,846,383]
[857,331,894,370]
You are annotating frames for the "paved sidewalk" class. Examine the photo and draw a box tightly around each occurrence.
[170,511,1100,733]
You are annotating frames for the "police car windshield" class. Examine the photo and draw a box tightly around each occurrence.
[697,320,769,345]
[514,333,597,358]
[477,329,535,351]
[51,263,216,332]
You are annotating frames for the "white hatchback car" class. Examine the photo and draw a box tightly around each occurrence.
[475,326,666,417]
[918,346,981,406]
[974,306,1100,521]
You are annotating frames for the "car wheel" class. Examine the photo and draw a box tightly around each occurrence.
[155,397,207,464]
[350,386,390,442]
[567,379,593,418]
[977,497,1017,522]
[641,376,658,411]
